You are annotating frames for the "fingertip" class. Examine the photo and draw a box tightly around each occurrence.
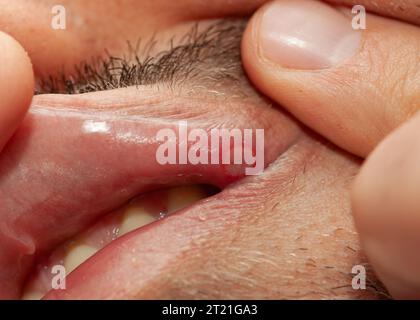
[0,31,34,150]
[352,113,420,299]
[241,0,366,155]
[242,0,419,159]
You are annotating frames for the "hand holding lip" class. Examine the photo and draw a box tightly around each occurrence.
[0,3,356,298]
[1,0,418,300]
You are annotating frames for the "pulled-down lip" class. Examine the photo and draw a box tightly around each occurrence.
[0,86,301,299]
[42,135,313,300]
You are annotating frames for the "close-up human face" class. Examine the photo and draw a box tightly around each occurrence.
[0,0,418,301]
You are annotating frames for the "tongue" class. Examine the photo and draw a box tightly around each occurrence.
[0,88,293,299]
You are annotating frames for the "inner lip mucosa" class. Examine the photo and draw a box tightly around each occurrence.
[21,184,219,300]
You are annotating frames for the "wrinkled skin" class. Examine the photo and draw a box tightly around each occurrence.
[0,0,391,299]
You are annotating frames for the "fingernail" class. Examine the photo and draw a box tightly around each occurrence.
[258,0,361,69]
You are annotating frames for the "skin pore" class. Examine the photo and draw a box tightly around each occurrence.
[0,0,392,299]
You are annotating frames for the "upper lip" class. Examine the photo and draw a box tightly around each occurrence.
[0,86,299,299]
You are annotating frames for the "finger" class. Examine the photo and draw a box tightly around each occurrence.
[324,0,420,26]
[352,111,420,299]
[242,0,420,157]
[0,31,34,151]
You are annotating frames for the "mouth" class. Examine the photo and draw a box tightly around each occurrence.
[0,85,300,300]
[21,184,220,300]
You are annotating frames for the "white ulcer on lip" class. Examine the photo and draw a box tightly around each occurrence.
[21,185,212,300]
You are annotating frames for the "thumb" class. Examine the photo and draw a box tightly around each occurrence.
[241,0,420,157]
[0,31,34,152]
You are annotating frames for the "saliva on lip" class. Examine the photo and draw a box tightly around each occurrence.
[21,185,217,300]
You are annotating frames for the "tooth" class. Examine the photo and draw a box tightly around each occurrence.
[21,280,41,300]
[21,290,43,300]
[64,243,98,274]
[167,185,208,214]
[21,187,210,300]
[118,204,156,237]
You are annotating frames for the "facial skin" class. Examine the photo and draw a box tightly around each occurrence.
[0,0,393,299]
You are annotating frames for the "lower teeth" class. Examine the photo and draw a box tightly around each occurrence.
[21,184,216,299]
